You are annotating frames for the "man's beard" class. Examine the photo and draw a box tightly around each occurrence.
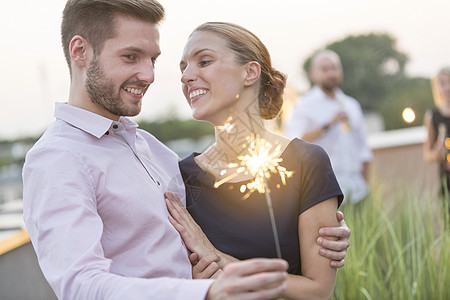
[85,57,140,117]
[320,79,339,93]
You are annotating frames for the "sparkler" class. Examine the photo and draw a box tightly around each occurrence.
[214,134,294,258]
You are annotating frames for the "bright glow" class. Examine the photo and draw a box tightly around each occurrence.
[402,107,416,124]
[214,135,294,199]
[217,116,234,133]
[445,138,450,150]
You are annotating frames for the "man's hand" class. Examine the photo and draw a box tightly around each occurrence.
[206,258,288,300]
[317,211,351,268]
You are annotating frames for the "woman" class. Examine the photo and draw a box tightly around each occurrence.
[424,67,450,201]
[167,22,344,299]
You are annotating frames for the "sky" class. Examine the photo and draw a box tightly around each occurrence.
[0,0,449,140]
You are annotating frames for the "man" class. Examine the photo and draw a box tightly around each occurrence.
[23,1,349,299]
[285,50,372,204]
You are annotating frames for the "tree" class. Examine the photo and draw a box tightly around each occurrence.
[138,118,213,144]
[303,33,409,111]
[379,77,433,130]
[302,32,434,130]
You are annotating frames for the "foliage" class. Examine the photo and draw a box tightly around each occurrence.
[303,33,408,111]
[333,188,450,300]
[0,137,38,167]
[138,118,213,144]
[379,77,434,130]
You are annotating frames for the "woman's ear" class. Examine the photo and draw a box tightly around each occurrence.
[69,35,91,68]
[243,61,261,87]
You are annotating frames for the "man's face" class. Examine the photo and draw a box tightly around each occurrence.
[311,57,343,93]
[85,15,161,120]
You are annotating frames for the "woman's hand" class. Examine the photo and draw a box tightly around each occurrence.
[432,143,447,162]
[317,211,351,268]
[165,192,219,262]
[190,252,223,279]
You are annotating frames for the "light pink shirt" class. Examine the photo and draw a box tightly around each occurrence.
[22,102,212,299]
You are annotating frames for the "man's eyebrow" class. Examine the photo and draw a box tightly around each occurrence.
[121,46,145,54]
[120,47,161,57]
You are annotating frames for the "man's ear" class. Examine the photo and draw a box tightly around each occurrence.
[308,68,316,82]
[69,35,91,67]
[243,61,261,87]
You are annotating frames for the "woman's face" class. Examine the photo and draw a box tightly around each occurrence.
[438,72,450,102]
[179,31,248,124]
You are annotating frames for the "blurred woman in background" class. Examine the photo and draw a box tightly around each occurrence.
[423,67,450,211]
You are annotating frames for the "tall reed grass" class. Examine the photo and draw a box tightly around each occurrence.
[333,187,449,300]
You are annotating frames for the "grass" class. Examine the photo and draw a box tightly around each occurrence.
[333,186,450,300]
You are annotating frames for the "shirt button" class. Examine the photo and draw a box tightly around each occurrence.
[113,125,118,129]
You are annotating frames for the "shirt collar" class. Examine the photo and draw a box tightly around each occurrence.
[54,102,138,138]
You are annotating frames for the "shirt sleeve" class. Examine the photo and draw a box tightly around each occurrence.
[296,143,344,214]
[284,99,313,139]
[22,145,213,300]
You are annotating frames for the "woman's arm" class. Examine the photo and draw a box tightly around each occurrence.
[282,197,339,300]
[423,110,445,162]
[165,192,346,274]
[165,192,236,269]
[317,211,350,268]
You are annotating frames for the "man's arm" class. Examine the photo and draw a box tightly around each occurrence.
[302,111,348,142]
[206,259,288,300]
[23,147,214,300]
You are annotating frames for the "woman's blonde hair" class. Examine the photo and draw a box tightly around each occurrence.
[431,67,450,108]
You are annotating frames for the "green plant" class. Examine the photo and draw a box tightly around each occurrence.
[333,188,449,300]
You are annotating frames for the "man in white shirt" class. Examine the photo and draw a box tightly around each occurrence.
[23,1,350,299]
[285,50,372,204]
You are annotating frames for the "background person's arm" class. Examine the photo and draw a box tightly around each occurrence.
[423,110,446,162]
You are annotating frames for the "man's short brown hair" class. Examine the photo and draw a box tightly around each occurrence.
[61,0,164,72]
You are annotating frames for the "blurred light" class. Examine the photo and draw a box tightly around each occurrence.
[402,107,415,124]
[445,138,450,149]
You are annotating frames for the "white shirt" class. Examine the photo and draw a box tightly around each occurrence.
[285,86,372,203]
[22,102,213,300]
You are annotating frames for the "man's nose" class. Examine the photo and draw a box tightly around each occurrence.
[137,59,155,84]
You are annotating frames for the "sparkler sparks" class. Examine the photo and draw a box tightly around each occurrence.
[214,135,293,197]
[214,134,294,258]
[216,116,235,133]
